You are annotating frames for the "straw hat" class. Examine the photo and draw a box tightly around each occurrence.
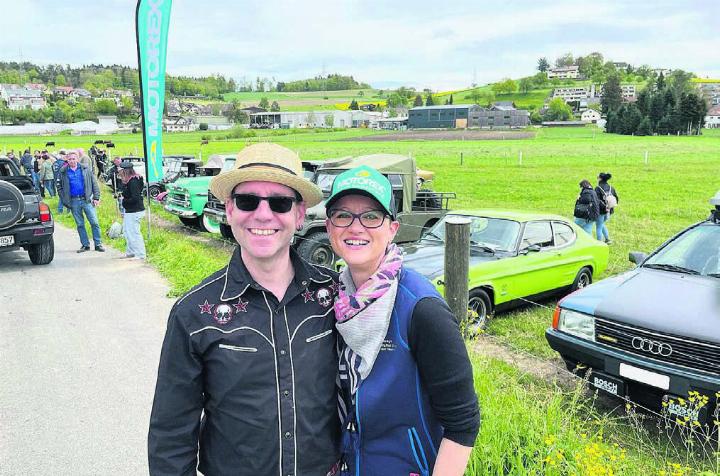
[209,143,322,207]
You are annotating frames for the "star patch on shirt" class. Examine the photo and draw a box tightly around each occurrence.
[329,281,340,294]
[233,298,249,313]
[302,289,315,303]
[199,299,214,315]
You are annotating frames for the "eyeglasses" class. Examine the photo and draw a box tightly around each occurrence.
[232,193,297,213]
[328,209,387,229]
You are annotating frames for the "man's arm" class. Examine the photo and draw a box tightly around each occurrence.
[148,307,204,476]
[90,170,101,201]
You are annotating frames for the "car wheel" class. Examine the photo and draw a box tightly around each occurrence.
[219,223,236,242]
[201,214,221,234]
[28,236,54,265]
[571,267,593,292]
[0,181,25,230]
[297,232,336,267]
[148,184,162,199]
[179,216,201,229]
[467,288,492,333]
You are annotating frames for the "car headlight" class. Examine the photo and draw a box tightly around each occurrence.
[558,309,595,341]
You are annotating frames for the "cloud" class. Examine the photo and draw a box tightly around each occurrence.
[1,0,718,89]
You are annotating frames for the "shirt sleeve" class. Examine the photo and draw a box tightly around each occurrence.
[148,305,204,475]
[408,297,480,447]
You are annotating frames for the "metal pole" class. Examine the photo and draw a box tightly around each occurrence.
[444,216,471,324]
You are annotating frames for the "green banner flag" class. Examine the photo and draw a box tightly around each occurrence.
[136,0,172,183]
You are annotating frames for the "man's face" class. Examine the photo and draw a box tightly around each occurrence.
[66,154,79,168]
[226,181,306,264]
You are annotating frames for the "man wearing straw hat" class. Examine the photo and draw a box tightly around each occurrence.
[149,143,341,476]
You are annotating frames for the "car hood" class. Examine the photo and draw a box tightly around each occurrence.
[401,241,498,278]
[562,268,720,344]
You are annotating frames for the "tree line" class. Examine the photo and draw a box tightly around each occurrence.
[276,74,370,92]
[603,71,708,136]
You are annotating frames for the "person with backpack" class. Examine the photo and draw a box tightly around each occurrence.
[574,179,600,235]
[53,150,68,213]
[595,172,619,244]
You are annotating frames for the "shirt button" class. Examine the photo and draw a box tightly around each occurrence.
[280,349,286,355]
[283,390,290,397]
[302,281,307,286]
[284,431,292,439]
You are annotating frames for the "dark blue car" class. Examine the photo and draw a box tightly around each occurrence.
[546,199,720,425]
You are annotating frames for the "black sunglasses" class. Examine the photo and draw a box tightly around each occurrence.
[232,193,297,213]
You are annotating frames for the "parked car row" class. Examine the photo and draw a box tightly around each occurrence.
[145,151,720,425]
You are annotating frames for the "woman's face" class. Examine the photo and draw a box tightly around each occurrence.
[327,194,399,273]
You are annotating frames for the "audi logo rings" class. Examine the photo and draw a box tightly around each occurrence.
[631,336,673,357]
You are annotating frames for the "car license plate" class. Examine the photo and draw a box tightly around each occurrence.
[663,394,708,423]
[590,371,625,397]
[619,363,670,390]
[0,235,15,247]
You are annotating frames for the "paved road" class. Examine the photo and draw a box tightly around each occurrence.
[0,223,175,475]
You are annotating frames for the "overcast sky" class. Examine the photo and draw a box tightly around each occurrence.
[2,0,719,90]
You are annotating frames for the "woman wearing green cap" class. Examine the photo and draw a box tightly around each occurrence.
[325,165,479,476]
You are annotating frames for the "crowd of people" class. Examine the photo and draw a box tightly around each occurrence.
[574,172,620,243]
[7,145,144,258]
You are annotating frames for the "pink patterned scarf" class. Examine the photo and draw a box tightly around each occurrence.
[334,244,403,323]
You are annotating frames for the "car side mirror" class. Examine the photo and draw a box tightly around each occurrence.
[629,251,647,265]
[521,244,541,254]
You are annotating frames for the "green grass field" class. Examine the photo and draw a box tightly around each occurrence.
[7,126,720,473]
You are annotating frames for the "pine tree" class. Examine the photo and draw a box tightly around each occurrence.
[636,117,652,136]
[413,94,423,107]
[656,72,665,91]
[349,99,359,110]
[601,74,622,114]
[449,94,454,105]
[425,94,435,106]
[537,57,549,72]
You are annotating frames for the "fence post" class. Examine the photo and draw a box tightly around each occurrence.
[519,150,523,165]
[460,152,463,166]
[444,216,470,324]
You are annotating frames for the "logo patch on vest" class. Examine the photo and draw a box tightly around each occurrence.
[380,339,397,352]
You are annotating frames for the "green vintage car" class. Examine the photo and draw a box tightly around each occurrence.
[164,154,236,233]
[401,210,609,327]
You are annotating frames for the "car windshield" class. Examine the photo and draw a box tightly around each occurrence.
[643,222,720,277]
[165,160,182,173]
[222,158,236,172]
[424,215,521,252]
[315,170,343,192]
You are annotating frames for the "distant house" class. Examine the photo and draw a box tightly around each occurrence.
[24,83,47,92]
[547,66,580,79]
[163,115,196,132]
[71,88,92,99]
[250,110,380,129]
[408,105,472,128]
[194,115,233,130]
[166,99,182,115]
[697,81,720,106]
[553,85,598,102]
[53,86,74,97]
[581,109,601,123]
[1,86,46,110]
[375,117,408,130]
[542,120,587,127]
[705,105,720,128]
[612,62,629,69]
[596,84,636,101]
[472,107,530,128]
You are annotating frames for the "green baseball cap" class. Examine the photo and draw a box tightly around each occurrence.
[325,165,396,218]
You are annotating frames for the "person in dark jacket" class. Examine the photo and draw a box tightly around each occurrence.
[594,172,619,244]
[325,166,480,476]
[53,150,68,213]
[148,143,341,476]
[574,179,600,236]
[118,163,146,260]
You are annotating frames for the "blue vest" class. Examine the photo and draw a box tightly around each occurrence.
[341,268,444,476]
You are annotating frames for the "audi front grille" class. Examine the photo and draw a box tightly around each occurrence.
[595,318,720,375]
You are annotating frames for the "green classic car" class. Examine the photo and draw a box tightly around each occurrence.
[164,154,236,233]
[401,210,609,327]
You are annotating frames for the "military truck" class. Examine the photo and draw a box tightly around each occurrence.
[294,154,455,266]
[164,154,236,233]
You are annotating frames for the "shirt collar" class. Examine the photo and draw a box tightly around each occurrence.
[220,247,333,301]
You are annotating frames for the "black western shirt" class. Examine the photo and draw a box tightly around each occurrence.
[148,248,341,476]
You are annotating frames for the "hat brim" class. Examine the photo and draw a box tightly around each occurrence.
[210,167,323,207]
[325,189,396,219]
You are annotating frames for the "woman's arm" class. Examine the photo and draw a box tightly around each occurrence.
[433,438,473,476]
[409,297,480,475]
